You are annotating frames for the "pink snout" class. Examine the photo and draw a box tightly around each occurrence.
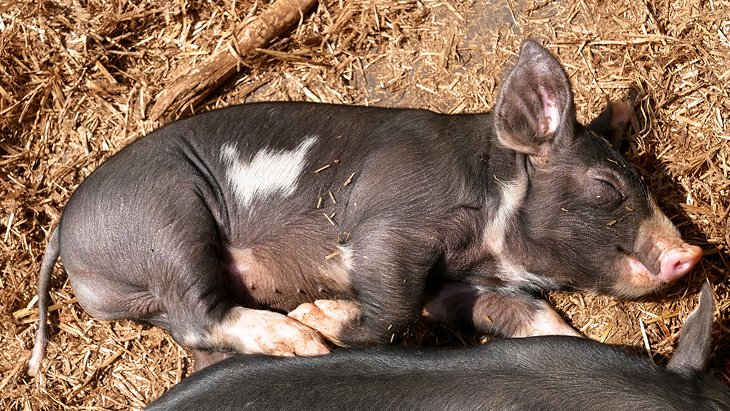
[658,243,703,283]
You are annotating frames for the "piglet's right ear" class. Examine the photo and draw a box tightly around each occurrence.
[587,101,633,150]
[494,40,576,161]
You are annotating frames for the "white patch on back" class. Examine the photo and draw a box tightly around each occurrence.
[220,136,318,207]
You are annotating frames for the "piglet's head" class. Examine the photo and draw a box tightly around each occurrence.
[493,40,702,298]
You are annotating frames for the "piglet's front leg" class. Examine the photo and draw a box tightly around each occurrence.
[290,226,435,346]
[208,307,331,356]
[288,300,361,347]
[424,282,580,338]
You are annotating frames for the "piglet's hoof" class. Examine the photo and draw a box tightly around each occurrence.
[288,300,361,347]
[218,307,330,357]
[256,315,331,357]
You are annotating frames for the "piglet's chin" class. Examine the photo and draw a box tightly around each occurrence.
[628,256,653,279]
[612,255,664,298]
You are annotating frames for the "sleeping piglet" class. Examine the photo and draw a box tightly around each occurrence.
[28,39,702,373]
[144,284,730,410]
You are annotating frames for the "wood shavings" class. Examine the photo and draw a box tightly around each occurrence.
[1,0,728,407]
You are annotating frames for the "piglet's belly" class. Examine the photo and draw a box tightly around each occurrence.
[222,245,353,312]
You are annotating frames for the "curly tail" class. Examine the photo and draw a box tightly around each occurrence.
[28,229,60,376]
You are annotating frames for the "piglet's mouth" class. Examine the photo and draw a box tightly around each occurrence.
[626,255,654,281]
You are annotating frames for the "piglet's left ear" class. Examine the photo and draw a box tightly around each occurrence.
[494,40,576,160]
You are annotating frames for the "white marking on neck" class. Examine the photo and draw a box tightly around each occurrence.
[483,174,528,255]
[496,259,558,291]
[337,245,354,272]
[220,136,318,207]
[482,174,559,291]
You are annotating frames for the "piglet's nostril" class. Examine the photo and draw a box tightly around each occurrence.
[659,244,703,283]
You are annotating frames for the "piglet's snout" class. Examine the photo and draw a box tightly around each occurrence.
[634,211,703,286]
[658,243,702,283]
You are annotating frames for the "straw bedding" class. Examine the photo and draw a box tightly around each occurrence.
[0,0,728,409]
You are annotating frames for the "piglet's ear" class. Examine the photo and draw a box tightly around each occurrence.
[494,40,576,160]
[667,283,715,375]
[587,101,633,151]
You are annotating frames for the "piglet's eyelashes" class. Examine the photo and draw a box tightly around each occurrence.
[588,177,625,210]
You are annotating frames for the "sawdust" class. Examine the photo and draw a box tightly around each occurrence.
[1,0,728,409]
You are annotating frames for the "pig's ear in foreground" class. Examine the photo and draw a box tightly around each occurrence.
[494,39,576,162]
[667,283,715,375]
